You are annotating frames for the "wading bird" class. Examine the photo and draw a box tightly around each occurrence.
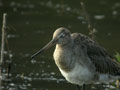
[31,27,120,90]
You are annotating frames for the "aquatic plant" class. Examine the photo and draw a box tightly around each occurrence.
[115,52,120,62]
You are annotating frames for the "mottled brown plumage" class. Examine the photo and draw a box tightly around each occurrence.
[72,33,120,75]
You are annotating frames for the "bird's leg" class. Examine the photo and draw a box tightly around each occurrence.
[82,84,85,90]
[76,85,80,90]
[76,84,85,90]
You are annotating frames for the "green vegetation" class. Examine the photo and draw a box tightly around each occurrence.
[115,52,120,62]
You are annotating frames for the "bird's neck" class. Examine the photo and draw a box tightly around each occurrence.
[54,42,75,72]
[57,42,73,49]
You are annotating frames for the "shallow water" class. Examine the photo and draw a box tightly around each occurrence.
[0,0,120,90]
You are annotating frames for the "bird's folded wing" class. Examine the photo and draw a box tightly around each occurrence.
[87,44,120,75]
[72,33,120,75]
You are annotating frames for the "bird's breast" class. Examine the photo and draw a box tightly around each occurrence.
[59,63,94,85]
[53,45,74,72]
[53,45,95,85]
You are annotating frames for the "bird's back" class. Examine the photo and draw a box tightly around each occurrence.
[71,33,120,76]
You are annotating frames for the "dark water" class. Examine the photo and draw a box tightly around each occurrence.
[0,0,120,90]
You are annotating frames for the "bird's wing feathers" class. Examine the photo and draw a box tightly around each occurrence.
[72,33,120,75]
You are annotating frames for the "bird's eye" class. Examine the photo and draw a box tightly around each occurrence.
[61,33,65,38]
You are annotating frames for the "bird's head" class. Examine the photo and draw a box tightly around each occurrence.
[31,27,71,59]
[53,27,71,45]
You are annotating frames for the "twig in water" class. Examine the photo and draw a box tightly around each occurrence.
[0,13,7,90]
[5,33,12,82]
[0,13,7,64]
[80,1,97,40]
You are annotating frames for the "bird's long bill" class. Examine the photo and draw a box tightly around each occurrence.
[31,38,57,59]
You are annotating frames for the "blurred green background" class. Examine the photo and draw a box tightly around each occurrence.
[0,0,120,90]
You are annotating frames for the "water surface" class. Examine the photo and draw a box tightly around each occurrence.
[0,0,120,90]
